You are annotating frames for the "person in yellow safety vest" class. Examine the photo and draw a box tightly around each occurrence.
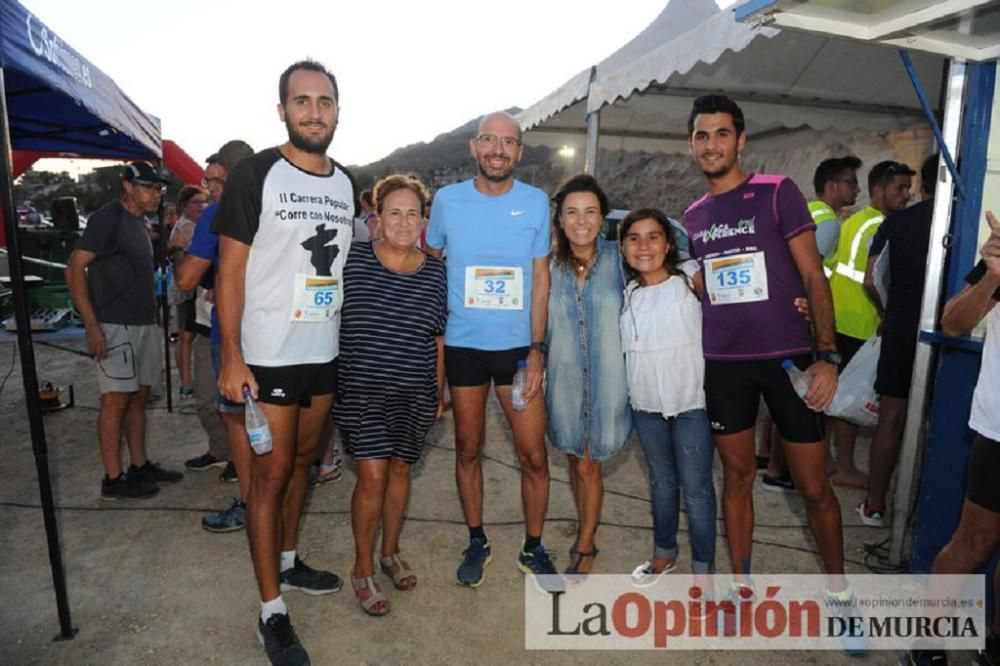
[809,156,862,277]
[827,160,914,490]
[760,156,863,492]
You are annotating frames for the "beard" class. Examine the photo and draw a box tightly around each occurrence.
[285,116,335,155]
[476,153,515,183]
[700,160,734,180]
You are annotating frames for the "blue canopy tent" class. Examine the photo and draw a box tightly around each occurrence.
[0,0,159,158]
[0,0,162,640]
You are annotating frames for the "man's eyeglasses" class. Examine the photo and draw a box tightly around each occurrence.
[476,134,521,150]
[202,176,225,188]
[835,177,859,187]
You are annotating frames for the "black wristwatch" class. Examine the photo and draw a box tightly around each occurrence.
[530,341,549,355]
[816,350,842,366]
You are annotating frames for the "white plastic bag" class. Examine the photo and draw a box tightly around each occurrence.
[825,335,880,427]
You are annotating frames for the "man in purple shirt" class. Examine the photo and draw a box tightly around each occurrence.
[684,95,851,606]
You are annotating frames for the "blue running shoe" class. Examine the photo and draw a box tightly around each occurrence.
[201,498,246,533]
[457,537,492,588]
[517,543,564,594]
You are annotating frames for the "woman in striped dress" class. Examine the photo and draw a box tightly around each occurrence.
[335,175,447,616]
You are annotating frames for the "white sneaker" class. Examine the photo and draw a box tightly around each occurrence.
[855,499,885,527]
[630,559,677,587]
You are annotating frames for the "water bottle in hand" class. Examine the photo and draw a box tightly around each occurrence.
[782,359,817,410]
[511,360,529,412]
[243,387,273,454]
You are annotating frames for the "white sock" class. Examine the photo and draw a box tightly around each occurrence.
[280,550,297,572]
[260,596,287,622]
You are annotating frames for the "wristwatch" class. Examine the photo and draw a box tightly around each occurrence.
[816,350,842,366]
[530,341,549,355]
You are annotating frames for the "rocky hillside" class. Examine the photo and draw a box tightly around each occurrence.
[354,111,929,220]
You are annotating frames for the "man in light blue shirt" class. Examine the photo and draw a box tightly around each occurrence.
[425,111,556,589]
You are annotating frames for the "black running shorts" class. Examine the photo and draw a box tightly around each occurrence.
[249,358,338,407]
[704,354,824,443]
[967,433,1000,513]
[444,345,529,387]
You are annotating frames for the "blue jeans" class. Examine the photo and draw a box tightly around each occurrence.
[633,408,717,573]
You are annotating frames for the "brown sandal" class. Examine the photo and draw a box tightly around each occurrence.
[352,575,389,616]
[379,553,417,590]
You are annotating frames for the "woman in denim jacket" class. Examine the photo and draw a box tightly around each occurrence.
[545,174,632,577]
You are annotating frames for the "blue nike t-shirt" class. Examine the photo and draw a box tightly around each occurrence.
[426,179,550,350]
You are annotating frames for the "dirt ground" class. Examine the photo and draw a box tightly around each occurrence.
[0,333,925,665]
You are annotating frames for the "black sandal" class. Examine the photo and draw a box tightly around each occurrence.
[564,547,599,576]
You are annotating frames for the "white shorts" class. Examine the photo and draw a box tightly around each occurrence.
[95,323,162,394]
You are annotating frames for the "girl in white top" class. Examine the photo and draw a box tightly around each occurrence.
[619,208,717,581]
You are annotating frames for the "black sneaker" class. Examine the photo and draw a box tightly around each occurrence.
[279,557,342,595]
[185,452,227,471]
[129,461,183,484]
[100,474,158,501]
[899,648,947,665]
[219,461,238,483]
[256,613,310,666]
[761,472,795,493]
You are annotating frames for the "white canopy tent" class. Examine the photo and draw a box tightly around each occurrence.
[517,0,946,168]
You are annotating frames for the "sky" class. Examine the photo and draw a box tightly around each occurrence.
[19,0,716,175]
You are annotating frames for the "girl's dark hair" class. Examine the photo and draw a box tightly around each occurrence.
[618,208,686,285]
[551,174,610,269]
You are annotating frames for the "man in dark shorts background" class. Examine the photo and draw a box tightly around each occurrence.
[215,60,355,665]
[857,153,938,527]
[683,95,850,602]
[902,211,1000,665]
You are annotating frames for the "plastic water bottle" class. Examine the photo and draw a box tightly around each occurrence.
[243,387,273,455]
[511,360,529,411]
[782,359,812,403]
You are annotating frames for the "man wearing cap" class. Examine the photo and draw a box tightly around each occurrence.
[175,140,255,532]
[828,160,913,496]
[65,162,184,500]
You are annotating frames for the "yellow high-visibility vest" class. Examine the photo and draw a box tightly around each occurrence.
[830,205,883,340]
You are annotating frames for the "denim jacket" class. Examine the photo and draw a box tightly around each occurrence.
[545,239,632,461]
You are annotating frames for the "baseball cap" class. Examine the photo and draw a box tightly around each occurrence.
[123,161,168,185]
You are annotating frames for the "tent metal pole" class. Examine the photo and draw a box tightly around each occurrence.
[889,58,967,567]
[583,66,600,176]
[0,68,77,640]
[156,159,173,414]
[899,50,965,199]
[584,110,600,176]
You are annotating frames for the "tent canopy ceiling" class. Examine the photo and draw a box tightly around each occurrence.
[735,0,1000,62]
[518,0,945,150]
[0,0,160,159]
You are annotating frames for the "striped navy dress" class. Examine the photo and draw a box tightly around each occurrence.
[335,241,447,463]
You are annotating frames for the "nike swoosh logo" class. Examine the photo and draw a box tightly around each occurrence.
[510,210,526,216]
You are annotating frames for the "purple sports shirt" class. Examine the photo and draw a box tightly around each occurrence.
[684,174,815,360]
